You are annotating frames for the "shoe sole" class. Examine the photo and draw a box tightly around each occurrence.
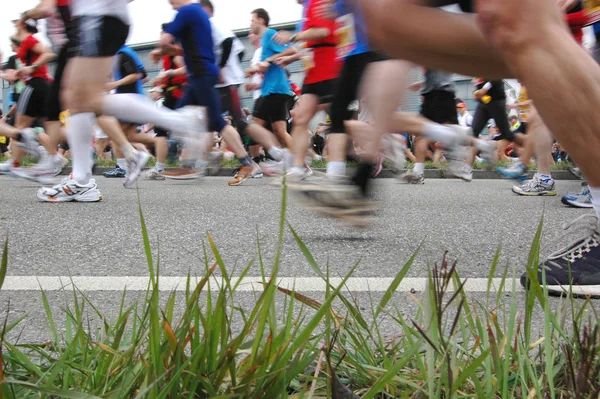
[543,284,600,298]
[561,197,593,208]
[512,188,557,196]
[37,192,102,203]
[228,178,249,186]
[162,174,202,180]
[12,169,56,185]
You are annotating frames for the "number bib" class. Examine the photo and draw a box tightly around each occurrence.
[301,49,315,70]
[335,14,357,60]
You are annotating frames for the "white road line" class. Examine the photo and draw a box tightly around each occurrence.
[0,276,524,293]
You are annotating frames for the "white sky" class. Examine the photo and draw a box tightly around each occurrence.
[0,0,303,61]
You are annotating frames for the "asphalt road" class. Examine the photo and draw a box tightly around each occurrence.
[0,175,597,343]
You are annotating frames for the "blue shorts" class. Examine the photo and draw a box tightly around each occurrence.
[178,75,227,133]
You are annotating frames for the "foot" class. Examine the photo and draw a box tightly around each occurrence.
[291,177,376,228]
[561,185,593,208]
[17,128,41,156]
[37,178,102,202]
[400,170,425,185]
[521,215,600,297]
[512,176,557,196]
[228,165,252,186]
[568,166,584,180]
[381,134,407,172]
[11,160,56,184]
[447,161,473,182]
[497,162,527,181]
[144,167,166,181]
[0,158,14,174]
[162,166,202,180]
[124,150,151,187]
[103,166,127,178]
[259,160,285,177]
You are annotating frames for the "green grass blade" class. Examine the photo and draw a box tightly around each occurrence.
[0,235,7,290]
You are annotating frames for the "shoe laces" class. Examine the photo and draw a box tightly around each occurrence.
[547,215,600,262]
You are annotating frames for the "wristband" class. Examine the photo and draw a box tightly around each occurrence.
[482,82,492,91]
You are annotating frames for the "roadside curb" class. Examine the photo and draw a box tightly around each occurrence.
[75,167,580,180]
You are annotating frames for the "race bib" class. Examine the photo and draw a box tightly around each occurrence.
[335,14,357,60]
[301,49,315,70]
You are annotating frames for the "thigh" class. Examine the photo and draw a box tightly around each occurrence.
[292,94,320,126]
[76,16,129,58]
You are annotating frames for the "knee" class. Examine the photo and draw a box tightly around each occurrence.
[62,85,100,114]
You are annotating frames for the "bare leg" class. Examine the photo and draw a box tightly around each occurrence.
[271,120,292,149]
[290,94,319,168]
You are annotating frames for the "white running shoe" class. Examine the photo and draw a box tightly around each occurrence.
[144,167,166,181]
[381,134,407,172]
[18,128,42,156]
[259,159,285,177]
[124,151,151,188]
[0,159,14,175]
[37,178,102,202]
[11,162,56,184]
[447,161,473,182]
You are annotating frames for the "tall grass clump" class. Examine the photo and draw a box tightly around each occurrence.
[0,187,598,398]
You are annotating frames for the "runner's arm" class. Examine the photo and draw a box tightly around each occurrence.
[22,0,57,20]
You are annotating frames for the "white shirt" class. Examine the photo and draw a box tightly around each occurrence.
[250,47,263,100]
[210,17,245,88]
[458,112,473,127]
[72,0,131,24]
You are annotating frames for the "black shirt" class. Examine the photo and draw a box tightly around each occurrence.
[475,79,506,103]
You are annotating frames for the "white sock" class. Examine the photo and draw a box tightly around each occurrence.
[102,94,194,137]
[534,173,552,182]
[589,186,600,220]
[156,162,165,171]
[120,142,135,160]
[67,113,95,185]
[326,161,346,177]
[117,158,127,169]
[413,162,425,175]
[283,149,294,168]
[268,146,284,162]
[422,122,459,147]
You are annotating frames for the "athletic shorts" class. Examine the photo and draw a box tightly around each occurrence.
[329,51,386,134]
[253,93,292,123]
[178,74,227,133]
[471,99,515,142]
[420,90,458,125]
[457,0,472,12]
[302,78,338,104]
[17,78,50,119]
[74,16,129,58]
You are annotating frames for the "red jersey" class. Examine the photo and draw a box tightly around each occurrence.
[303,0,341,84]
[161,56,187,99]
[566,9,588,46]
[17,35,50,81]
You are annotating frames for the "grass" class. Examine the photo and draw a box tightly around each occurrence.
[0,154,576,173]
[0,185,598,398]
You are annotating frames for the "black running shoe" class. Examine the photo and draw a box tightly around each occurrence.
[521,215,600,297]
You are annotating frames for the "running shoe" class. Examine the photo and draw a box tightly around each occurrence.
[512,176,557,196]
[447,161,473,182]
[103,166,127,178]
[400,170,425,185]
[0,158,14,175]
[562,185,593,208]
[521,215,600,297]
[124,150,151,187]
[11,163,56,184]
[381,134,407,172]
[290,177,376,228]
[162,167,202,180]
[497,162,528,181]
[568,166,584,180]
[144,167,166,181]
[228,166,252,186]
[259,159,285,177]
[37,178,102,202]
[17,128,41,156]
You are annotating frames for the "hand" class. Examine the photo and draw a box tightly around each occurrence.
[105,82,118,92]
[150,49,162,64]
[257,61,270,73]
[1,116,7,123]
[273,30,293,45]
[275,55,294,67]
[155,70,168,82]
[245,67,256,77]
[16,66,34,79]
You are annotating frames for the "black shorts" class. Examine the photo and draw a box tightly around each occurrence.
[17,78,50,119]
[74,16,129,58]
[420,90,458,125]
[471,99,515,142]
[46,44,72,121]
[329,51,386,134]
[253,93,292,123]
[457,0,473,12]
[302,79,338,104]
